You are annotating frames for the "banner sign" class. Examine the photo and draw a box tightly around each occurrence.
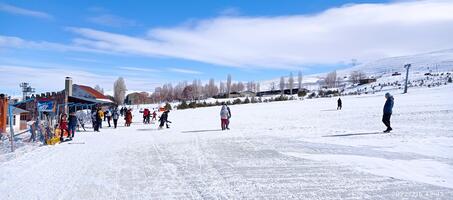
[37,101,55,112]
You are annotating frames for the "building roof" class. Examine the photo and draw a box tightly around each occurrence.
[12,106,29,115]
[74,84,109,100]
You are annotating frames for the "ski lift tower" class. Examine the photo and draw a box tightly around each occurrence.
[403,64,411,94]
[19,82,35,100]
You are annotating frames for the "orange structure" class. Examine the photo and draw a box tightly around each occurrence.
[0,94,7,133]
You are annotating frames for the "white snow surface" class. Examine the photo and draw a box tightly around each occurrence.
[1,84,453,199]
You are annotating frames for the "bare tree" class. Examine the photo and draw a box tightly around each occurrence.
[288,73,294,95]
[219,81,226,94]
[256,83,260,92]
[325,70,337,88]
[350,70,366,84]
[237,82,245,92]
[298,71,303,90]
[94,84,104,94]
[246,81,253,92]
[207,78,219,97]
[113,77,127,105]
[270,82,276,91]
[226,74,232,98]
[279,76,285,95]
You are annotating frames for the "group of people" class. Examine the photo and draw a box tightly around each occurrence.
[58,112,78,141]
[91,107,132,131]
[142,108,157,124]
[336,93,394,133]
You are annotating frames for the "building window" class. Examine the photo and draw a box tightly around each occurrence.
[5,115,16,125]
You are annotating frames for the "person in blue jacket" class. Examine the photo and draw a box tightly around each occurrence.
[382,93,394,133]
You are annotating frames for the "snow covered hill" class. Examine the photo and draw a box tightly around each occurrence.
[260,49,453,91]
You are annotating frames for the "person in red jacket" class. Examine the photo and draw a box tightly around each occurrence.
[59,113,69,141]
[143,108,150,124]
[125,109,133,127]
[152,110,157,121]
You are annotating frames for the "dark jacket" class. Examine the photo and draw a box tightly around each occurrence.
[383,96,394,114]
[159,111,168,122]
[68,114,78,127]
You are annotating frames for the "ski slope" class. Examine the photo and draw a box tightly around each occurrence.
[260,49,453,91]
[1,85,453,199]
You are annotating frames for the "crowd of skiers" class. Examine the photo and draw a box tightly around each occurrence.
[55,91,393,141]
[56,104,178,141]
[142,108,157,124]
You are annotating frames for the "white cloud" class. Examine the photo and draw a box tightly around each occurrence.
[0,35,112,54]
[168,68,202,74]
[88,14,139,27]
[0,64,162,94]
[219,7,240,16]
[64,0,453,69]
[118,66,160,73]
[3,1,453,71]
[0,3,52,19]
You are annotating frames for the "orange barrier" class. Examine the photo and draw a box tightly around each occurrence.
[0,95,7,133]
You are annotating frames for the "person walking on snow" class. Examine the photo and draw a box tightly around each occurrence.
[98,109,104,128]
[152,110,157,121]
[382,92,394,133]
[112,108,119,128]
[59,113,69,141]
[125,109,133,127]
[220,103,231,130]
[105,109,112,127]
[68,112,78,139]
[337,98,342,110]
[159,110,171,129]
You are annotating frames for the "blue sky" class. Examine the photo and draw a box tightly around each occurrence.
[1,0,453,95]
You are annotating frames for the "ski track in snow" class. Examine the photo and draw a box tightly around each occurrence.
[0,85,453,199]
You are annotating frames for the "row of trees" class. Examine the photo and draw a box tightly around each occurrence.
[325,70,367,88]
[149,76,261,103]
[270,71,303,95]
[105,69,366,105]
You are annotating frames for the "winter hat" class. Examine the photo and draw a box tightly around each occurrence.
[385,92,391,98]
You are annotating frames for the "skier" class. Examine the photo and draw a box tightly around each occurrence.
[220,103,231,130]
[105,109,112,127]
[152,110,157,121]
[382,92,394,133]
[68,112,78,139]
[159,110,171,129]
[112,108,119,128]
[337,98,342,110]
[59,113,69,141]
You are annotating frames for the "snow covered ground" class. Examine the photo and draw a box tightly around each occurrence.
[1,84,452,199]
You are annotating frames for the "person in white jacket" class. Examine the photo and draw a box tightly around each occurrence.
[220,103,231,130]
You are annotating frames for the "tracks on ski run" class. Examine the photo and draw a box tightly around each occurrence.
[47,135,451,199]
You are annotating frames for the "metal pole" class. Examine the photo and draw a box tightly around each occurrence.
[404,64,411,94]
[8,105,14,152]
